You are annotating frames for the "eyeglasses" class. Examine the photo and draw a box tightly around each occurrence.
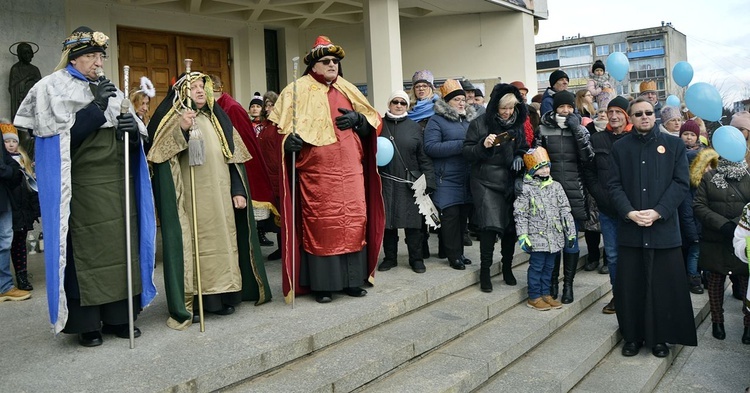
[317,58,340,65]
[632,111,654,117]
[390,100,408,106]
[414,84,430,90]
[82,53,108,61]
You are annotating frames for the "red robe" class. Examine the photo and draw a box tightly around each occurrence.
[271,74,384,302]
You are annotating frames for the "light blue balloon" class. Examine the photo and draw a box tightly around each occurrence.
[376,136,394,166]
[666,94,680,107]
[672,61,694,87]
[606,52,629,81]
[712,126,746,162]
[684,82,723,121]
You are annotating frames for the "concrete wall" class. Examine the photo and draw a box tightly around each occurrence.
[0,0,66,121]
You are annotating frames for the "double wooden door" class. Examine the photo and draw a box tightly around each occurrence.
[117,27,232,119]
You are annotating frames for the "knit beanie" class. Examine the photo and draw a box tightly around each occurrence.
[249,92,263,108]
[679,119,701,137]
[592,60,605,73]
[660,106,681,123]
[730,111,750,131]
[440,79,465,102]
[549,69,569,87]
[0,123,19,142]
[388,90,409,105]
[552,90,575,112]
[607,96,629,112]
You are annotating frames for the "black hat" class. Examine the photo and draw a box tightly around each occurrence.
[64,26,108,61]
[460,79,475,91]
[552,90,575,111]
[474,88,484,98]
[592,60,605,73]
[549,69,569,87]
[607,96,629,112]
[249,92,263,107]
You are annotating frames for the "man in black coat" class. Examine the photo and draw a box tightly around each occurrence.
[0,142,25,302]
[608,97,697,358]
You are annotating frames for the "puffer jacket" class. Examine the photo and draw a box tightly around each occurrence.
[513,175,576,253]
[693,162,750,276]
[424,99,477,210]
[535,111,594,221]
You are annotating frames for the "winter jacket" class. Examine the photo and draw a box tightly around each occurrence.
[582,128,628,217]
[380,113,436,229]
[424,99,476,210]
[535,111,594,221]
[608,124,689,249]
[540,87,556,116]
[693,164,750,276]
[463,84,529,231]
[678,146,712,244]
[513,175,576,253]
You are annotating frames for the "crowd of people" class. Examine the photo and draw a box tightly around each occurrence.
[1,28,748,357]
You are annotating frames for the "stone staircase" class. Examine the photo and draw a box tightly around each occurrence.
[220,239,710,393]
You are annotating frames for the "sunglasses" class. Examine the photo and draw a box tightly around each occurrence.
[391,100,408,106]
[317,58,340,65]
[632,111,655,117]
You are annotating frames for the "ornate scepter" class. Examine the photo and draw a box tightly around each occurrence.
[122,65,136,349]
[184,58,205,332]
[291,56,299,310]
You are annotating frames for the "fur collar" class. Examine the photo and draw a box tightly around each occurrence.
[433,99,477,122]
[689,148,719,188]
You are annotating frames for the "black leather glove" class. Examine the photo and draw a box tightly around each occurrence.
[720,221,737,238]
[512,156,523,172]
[425,186,435,195]
[335,108,364,131]
[93,79,117,111]
[284,133,304,152]
[565,114,581,130]
[116,113,139,141]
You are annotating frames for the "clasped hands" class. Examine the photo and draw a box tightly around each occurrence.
[627,209,661,227]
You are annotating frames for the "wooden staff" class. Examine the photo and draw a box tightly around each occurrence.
[122,65,136,349]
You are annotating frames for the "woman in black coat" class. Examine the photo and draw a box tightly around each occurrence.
[463,83,528,292]
[378,91,436,274]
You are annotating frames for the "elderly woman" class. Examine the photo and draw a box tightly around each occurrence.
[378,90,436,274]
[424,79,477,270]
[129,90,151,125]
[463,83,528,292]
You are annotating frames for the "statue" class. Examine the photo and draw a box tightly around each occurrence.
[8,42,41,159]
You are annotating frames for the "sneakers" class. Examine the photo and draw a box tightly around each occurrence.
[0,287,31,302]
[602,298,616,314]
[527,297,551,311]
[542,295,562,309]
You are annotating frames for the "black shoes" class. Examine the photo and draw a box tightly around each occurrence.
[410,260,426,274]
[743,327,750,345]
[449,259,465,270]
[267,249,281,261]
[460,255,472,265]
[463,233,473,246]
[378,259,397,271]
[621,341,641,357]
[343,287,367,297]
[194,305,236,321]
[102,324,142,339]
[258,232,274,246]
[602,299,616,314]
[16,272,33,291]
[712,323,726,340]
[583,260,599,271]
[502,264,517,286]
[315,292,333,303]
[78,331,103,347]
[652,343,669,358]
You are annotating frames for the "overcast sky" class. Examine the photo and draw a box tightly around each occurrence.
[533,0,750,106]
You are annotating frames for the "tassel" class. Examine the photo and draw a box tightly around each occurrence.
[188,126,204,166]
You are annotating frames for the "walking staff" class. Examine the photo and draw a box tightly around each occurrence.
[121,65,136,348]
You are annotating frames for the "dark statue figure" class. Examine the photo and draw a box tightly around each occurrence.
[8,42,41,158]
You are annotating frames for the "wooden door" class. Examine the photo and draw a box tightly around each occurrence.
[117,27,232,119]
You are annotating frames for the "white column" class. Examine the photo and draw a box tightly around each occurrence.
[363,0,403,112]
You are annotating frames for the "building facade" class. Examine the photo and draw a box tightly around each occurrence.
[535,23,687,106]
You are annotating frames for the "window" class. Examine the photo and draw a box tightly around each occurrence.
[537,71,552,87]
[596,45,609,56]
[631,58,666,71]
[612,42,627,53]
[536,51,558,62]
[630,38,664,52]
[558,44,591,59]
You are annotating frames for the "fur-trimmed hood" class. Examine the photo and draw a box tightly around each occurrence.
[433,98,477,123]
[484,83,528,132]
[689,148,719,188]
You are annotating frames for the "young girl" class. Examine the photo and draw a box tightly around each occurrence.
[514,147,576,311]
[1,122,39,291]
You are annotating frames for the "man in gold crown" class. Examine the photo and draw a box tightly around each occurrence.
[13,26,157,347]
[266,36,384,304]
[638,80,663,123]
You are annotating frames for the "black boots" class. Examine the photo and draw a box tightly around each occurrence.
[712,323,726,340]
[379,229,399,271]
[258,231,274,246]
[480,266,492,292]
[551,254,560,299]
[16,272,33,291]
[561,252,579,304]
[502,260,516,286]
[743,327,750,345]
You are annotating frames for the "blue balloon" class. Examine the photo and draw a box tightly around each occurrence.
[712,126,747,162]
[684,82,723,121]
[666,94,680,107]
[376,136,394,166]
[606,52,629,81]
[672,61,694,87]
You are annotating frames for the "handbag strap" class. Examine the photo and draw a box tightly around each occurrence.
[383,119,410,172]
[727,179,750,204]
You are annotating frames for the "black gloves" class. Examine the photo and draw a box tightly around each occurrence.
[335,108,365,131]
[284,133,304,152]
[116,113,139,142]
[565,114,581,130]
[93,79,117,111]
[720,221,737,238]
[425,186,435,195]
[511,156,523,172]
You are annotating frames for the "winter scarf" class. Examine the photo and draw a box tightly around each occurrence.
[589,73,612,88]
[711,158,749,189]
[407,94,438,122]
